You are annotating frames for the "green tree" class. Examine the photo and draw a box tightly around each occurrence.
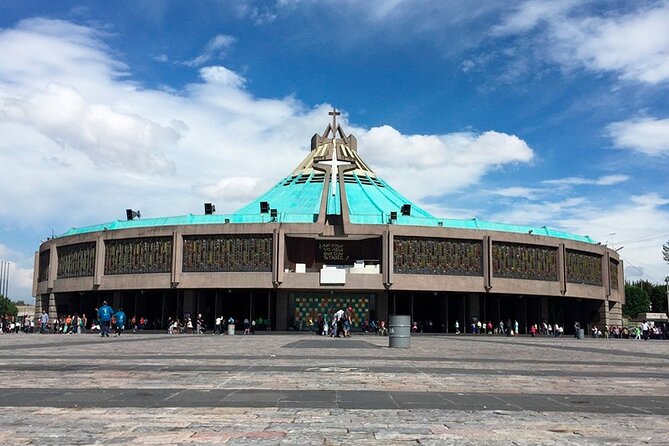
[650,284,667,314]
[0,294,18,317]
[664,240,669,265]
[623,284,651,319]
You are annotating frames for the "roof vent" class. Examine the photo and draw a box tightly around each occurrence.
[310,173,325,183]
[295,174,310,184]
[283,175,297,186]
[358,175,373,185]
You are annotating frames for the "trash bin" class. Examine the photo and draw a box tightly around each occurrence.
[576,328,584,340]
[389,315,410,348]
[228,324,235,335]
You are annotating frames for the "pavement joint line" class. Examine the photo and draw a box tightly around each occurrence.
[445,336,669,360]
[163,391,183,401]
[214,365,255,389]
[612,402,652,415]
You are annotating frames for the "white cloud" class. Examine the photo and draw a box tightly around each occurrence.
[543,174,630,186]
[491,0,575,35]
[199,176,264,202]
[357,126,534,198]
[493,187,541,199]
[494,2,669,84]
[199,66,246,88]
[183,34,236,67]
[1,83,180,172]
[606,117,669,156]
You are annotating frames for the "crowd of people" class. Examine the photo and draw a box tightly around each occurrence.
[296,307,394,337]
[2,311,667,340]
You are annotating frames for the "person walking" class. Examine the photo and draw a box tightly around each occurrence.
[97,301,113,338]
[113,307,126,337]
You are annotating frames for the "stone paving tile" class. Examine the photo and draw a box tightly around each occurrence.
[1,333,668,445]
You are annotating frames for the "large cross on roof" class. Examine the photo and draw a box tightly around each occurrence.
[329,108,340,133]
[321,141,353,196]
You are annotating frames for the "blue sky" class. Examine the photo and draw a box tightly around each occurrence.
[1,0,669,302]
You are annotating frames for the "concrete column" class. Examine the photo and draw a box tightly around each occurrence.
[34,294,43,320]
[483,236,491,292]
[171,230,182,287]
[94,235,104,287]
[385,230,393,287]
[609,301,623,327]
[32,252,39,299]
[596,299,610,328]
[47,246,58,291]
[48,293,57,320]
[558,243,566,295]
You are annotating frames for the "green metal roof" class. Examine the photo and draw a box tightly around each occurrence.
[59,171,596,244]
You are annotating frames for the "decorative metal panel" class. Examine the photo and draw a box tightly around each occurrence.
[393,237,482,276]
[182,234,272,272]
[104,237,172,275]
[609,259,619,290]
[57,242,96,278]
[292,293,370,330]
[566,250,602,286]
[38,250,50,282]
[492,242,558,281]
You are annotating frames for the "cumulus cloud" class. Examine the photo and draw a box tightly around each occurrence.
[198,176,264,202]
[358,126,534,198]
[493,1,669,84]
[606,117,669,156]
[1,83,180,172]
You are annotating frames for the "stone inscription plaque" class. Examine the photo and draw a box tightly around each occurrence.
[317,241,350,264]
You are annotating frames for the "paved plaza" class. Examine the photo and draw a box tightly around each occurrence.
[0,333,668,445]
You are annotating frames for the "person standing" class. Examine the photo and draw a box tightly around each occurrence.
[642,320,650,341]
[114,307,126,337]
[214,316,222,335]
[40,311,49,334]
[98,301,113,338]
[454,320,460,335]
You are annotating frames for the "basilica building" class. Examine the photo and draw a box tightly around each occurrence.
[34,111,624,333]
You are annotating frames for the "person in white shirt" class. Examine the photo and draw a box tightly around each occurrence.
[642,320,650,341]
